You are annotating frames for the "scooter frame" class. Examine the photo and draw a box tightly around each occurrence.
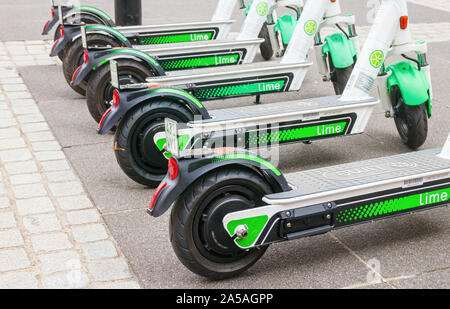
[47,0,241,57]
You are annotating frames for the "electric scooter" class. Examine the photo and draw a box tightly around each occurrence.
[98,0,360,187]
[49,0,253,95]
[72,0,306,120]
[45,0,240,59]
[147,0,438,279]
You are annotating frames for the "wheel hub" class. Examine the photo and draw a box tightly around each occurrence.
[139,122,168,168]
[201,195,253,256]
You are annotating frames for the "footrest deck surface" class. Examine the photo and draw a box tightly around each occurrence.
[268,149,450,201]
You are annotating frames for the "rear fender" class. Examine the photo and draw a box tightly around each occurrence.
[98,87,210,134]
[150,153,291,217]
[42,5,72,35]
[322,33,356,69]
[387,61,432,117]
[64,6,115,27]
[50,24,131,58]
[71,48,165,86]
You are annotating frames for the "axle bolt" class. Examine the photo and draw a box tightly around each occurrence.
[285,211,292,217]
[327,203,332,208]
[326,214,331,220]
[286,223,292,228]
[235,225,248,239]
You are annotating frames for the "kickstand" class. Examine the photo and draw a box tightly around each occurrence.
[254,95,261,104]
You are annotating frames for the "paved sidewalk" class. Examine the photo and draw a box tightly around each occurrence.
[408,0,450,13]
[0,43,140,288]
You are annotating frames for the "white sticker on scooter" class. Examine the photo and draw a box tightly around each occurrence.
[403,177,424,188]
[354,71,375,94]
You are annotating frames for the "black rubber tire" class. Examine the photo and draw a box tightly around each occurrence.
[329,54,355,95]
[259,23,274,61]
[53,14,106,61]
[63,34,121,96]
[170,167,272,279]
[86,59,155,123]
[392,87,428,149]
[114,101,195,187]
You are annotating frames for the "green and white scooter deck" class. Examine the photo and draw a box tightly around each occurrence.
[135,38,265,66]
[223,140,450,249]
[154,95,378,152]
[121,60,312,99]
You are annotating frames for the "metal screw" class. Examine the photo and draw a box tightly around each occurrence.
[285,211,291,217]
[326,214,331,220]
[286,223,292,228]
[235,225,248,239]
[327,203,332,209]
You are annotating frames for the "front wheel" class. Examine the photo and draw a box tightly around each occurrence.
[86,59,156,123]
[114,101,195,187]
[392,88,428,149]
[170,167,272,279]
[258,23,274,61]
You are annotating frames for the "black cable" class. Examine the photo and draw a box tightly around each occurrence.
[401,54,421,70]
[335,24,350,39]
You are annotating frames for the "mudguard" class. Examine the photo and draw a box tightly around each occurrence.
[149,152,291,217]
[71,47,165,86]
[42,5,71,35]
[64,6,115,27]
[322,33,356,69]
[97,87,210,134]
[50,24,131,58]
[274,15,298,45]
[387,61,432,117]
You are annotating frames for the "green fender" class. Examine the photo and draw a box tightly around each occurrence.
[387,61,432,117]
[68,6,114,24]
[274,15,298,45]
[84,25,130,45]
[322,33,356,69]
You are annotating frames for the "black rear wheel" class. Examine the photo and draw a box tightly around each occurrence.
[392,87,428,149]
[170,167,272,279]
[86,59,155,123]
[62,34,121,96]
[114,101,195,187]
[53,14,106,61]
[328,54,355,95]
[259,23,274,61]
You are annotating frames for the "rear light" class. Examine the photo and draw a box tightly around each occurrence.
[60,25,64,37]
[72,65,82,83]
[83,50,89,64]
[112,90,120,108]
[168,157,179,180]
[400,16,408,29]
[51,7,55,18]
[98,108,112,130]
[150,182,167,211]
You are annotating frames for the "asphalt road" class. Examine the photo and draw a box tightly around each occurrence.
[7,0,450,288]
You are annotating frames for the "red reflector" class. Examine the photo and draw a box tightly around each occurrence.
[51,7,55,18]
[60,25,64,37]
[400,16,408,29]
[112,90,120,108]
[168,157,179,180]
[98,108,112,130]
[83,50,89,64]
[150,182,167,211]
[42,20,50,33]
[72,65,82,83]
[50,39,59,54]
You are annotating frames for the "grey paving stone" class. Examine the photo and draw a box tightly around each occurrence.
[57,195,93,210]
[40,160,70,172]
[0,229,24,248]
[0,248,30,271]
[23,213,61,234]
[66,209,99,225]
[0,211,16,228]
[48,181,84,197]
[38,250,81,274]
[81,240,118,261]
[4,160,38,175]
[45,170,76,183]
[12,183,47,199]
[16,196,54,215]
[41,272,89,289]
[10,173,41,185]
[0,271,38,289]
[0,196,11,209]
[87,258,132,282]
[71,224,108,243]
[31,233,73,253]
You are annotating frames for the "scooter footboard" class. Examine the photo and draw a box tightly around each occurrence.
[223,148,450,250]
